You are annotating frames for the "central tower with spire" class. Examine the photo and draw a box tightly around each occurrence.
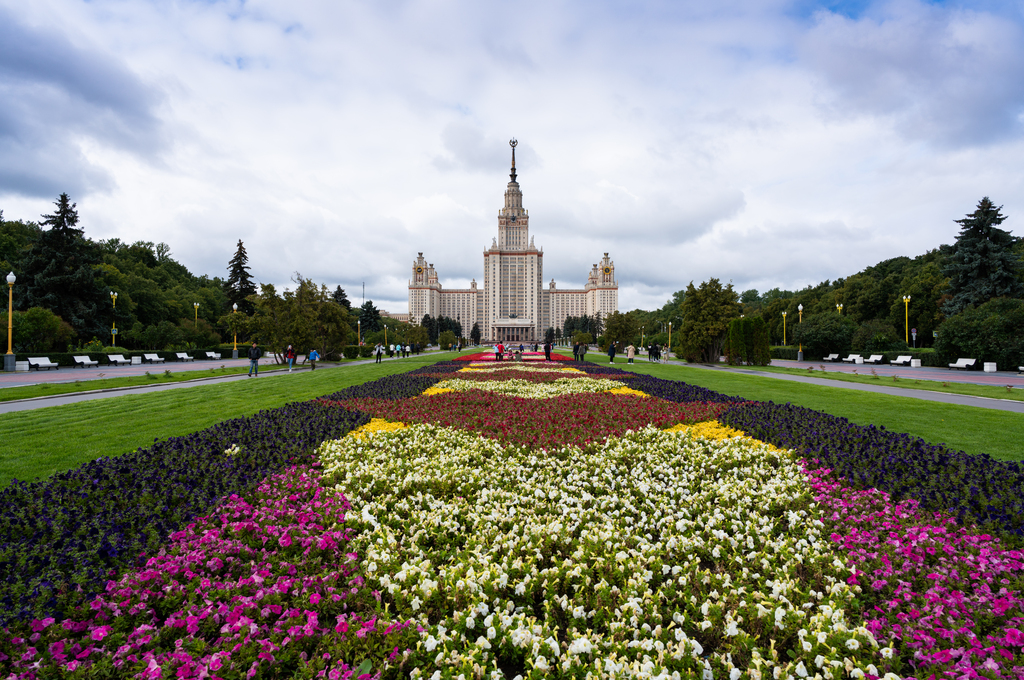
[408,139,618,344]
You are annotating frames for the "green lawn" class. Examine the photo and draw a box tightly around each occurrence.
[2,351,1020,490]
[0,355,445,488]
[613,360,1024,462]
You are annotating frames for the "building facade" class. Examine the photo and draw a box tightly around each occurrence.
[409,141,618,342]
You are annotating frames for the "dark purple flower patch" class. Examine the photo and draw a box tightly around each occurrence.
[0,465,417,679]
[622,374,745,404]
[720,401,1024,542]
[0,401,370,627]
[321,373,441,400]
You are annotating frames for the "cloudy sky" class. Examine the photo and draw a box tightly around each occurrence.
[2,0,1023,313]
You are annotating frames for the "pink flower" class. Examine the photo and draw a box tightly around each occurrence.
[309,593,322,605]
[91,626,111,641]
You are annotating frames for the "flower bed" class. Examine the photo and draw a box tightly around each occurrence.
[453,352,571,362]
[0,401,370,627]
[720,401,1024,542]
[318,423,885,679]
[0,464,418,678]
[327,391,731,450]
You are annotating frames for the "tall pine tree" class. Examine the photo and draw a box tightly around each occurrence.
[941,197,1023,316]
[16,193,107,338]
[225,240,257,315]
[332,286,352,311]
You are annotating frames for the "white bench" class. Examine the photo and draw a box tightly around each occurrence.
[948,358,976,370]
[73,355,99,368]
[841,354,862,364]
[142,353,165,364]
[27,357,59,371]
[822,354,840,362]
[204,351,221,360]
[175,353,195,362]
[1019,366,1024,375]
[889,355,912,366]
[107,354,131,366]
[863,355,884,364]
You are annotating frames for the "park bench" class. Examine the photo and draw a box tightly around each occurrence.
[142,353,165,364]
[841,354,862,363]
[1019,366,1023,375]
[822,354,840,362]
[863,355,884,364]
[73,355,99,368]
[27,357,59,371]
[204,351,221,360]
[889,355,912,366]
[175,353,195,362]
[948,358,976,370]
[107,354,131,366]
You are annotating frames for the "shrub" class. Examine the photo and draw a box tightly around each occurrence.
[725,317,770,365]
[358,345,374,358]
[342,345,360,360]
[852,319,907,353]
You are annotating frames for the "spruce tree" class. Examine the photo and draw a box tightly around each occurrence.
[225,240,257,314]
[941,197,1023,315]
[16,193,107,338]
[358,300,382,333]
[332,286,352,311]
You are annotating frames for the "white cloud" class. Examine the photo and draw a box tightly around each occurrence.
[1,0,1022,314]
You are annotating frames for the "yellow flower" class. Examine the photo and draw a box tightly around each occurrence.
[347,418,408,439]
[422,387,454,396]
[605,386,649,398]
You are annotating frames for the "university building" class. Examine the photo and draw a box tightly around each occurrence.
[409,141,618,343]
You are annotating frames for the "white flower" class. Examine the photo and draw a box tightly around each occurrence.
[794,661,808,678]
[731,669,742,680]
[475,636,491,649]
[845,638,860,650]
[466,616,475,629]
[534,656,549,671]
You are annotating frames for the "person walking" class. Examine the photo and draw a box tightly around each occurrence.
[543,340,551,362]
[374,343,383,363]
[608,342,617,364]
[284,345,296,372]
[626,343,635,364]
[572,342,579,361]
[308,348,320,371]
[580,343,588,362]
[493,343,501,362]
[247,342,261,377]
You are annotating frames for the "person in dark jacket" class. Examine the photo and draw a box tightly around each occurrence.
[284,345,296,372]
[608,343,617,364]
[544,341,552,362]
[247,342,261,377]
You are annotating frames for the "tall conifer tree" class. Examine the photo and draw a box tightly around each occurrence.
[942,197,1023,315]
[225,240,257,314]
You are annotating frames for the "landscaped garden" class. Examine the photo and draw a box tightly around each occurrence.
[1,358,1021,679]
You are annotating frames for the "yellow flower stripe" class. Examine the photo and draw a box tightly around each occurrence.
[347,418,408,439]
[604,386,649,397]
[421,387,454,396]
[666,420,789,453]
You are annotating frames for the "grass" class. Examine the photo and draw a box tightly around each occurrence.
[613,360,1024,462]
[0,360,375,403]
[3,350,1021,490]
[0,354,447,489]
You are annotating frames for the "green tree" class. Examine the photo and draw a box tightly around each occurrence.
[791,313,857,360]
[9,307,75,352]
[470,322,481,345]
[543,327,555,344]
[225,240,257,315]
[602,311,639,351]
[935,297,1024,368]
[725,317,770,366]
[0,212,42,274]
[250,276,351,360]
[438,330,457,350]
[573,331,593,345]
[332,286,352,311]
[16,193,107,338]
[941,197,1023,316]
[677,279,740,363]
[359,301,383,334]
[851,319,906,353]
[406,325,429,348]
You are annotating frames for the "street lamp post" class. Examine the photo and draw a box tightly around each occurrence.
[5,272,15,373]
[232,302,239,359]
[110,291,118,347]
[902,295,911,344]
[357,319,361,346]
[193,302,200,330]
[667,321,672,362]
[640,326,645,352]
[782,311,787,346]
[836,303,843,315]
[797,304,803,361]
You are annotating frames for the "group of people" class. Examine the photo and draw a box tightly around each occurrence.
[373,343,417,363]
[246,343,320,377]
[492,341,553,361]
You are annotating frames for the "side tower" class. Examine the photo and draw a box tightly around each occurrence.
[408,252,441,322]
